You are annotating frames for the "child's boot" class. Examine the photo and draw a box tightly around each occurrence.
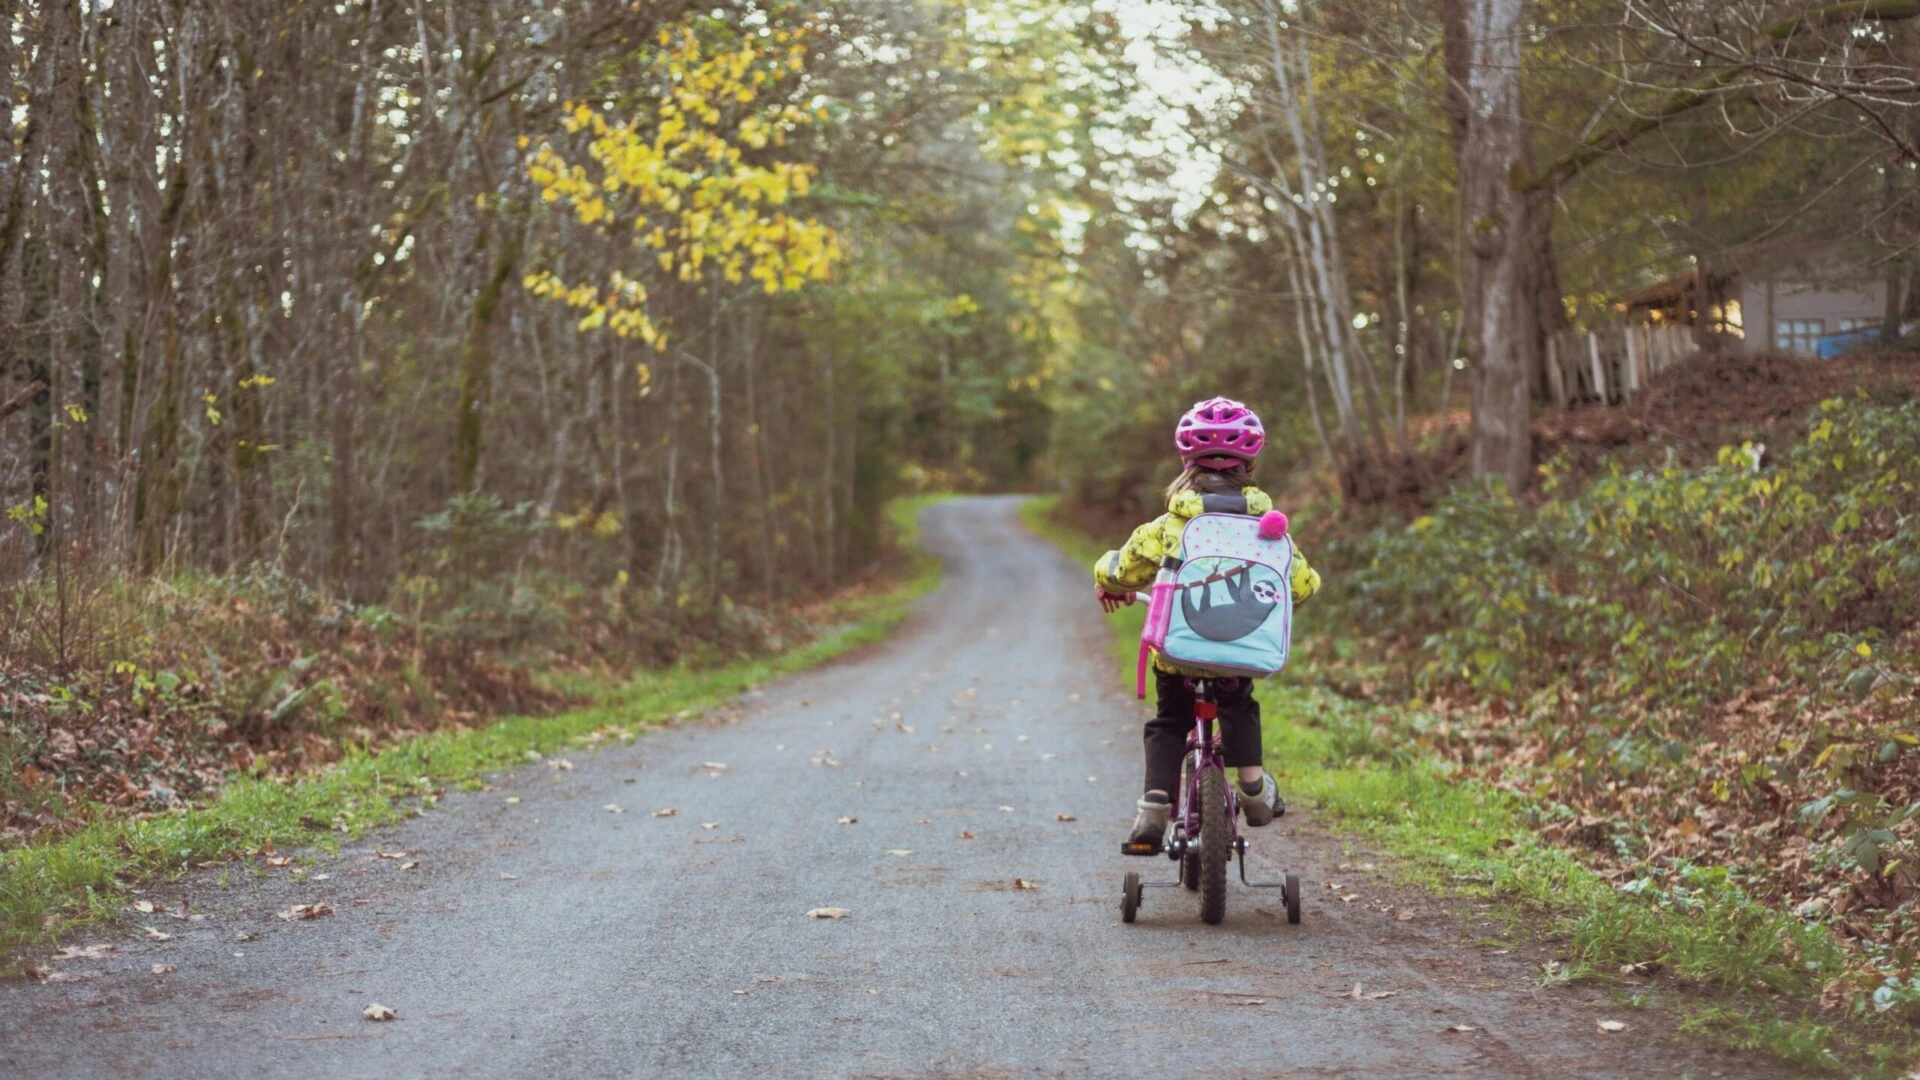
[1121,793,1171,855]
[1241,774,1284,826]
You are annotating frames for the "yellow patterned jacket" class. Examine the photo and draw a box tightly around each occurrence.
[1093,486,1321,676]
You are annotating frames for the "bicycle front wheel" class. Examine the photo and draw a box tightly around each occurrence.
[1197,763,1229,924]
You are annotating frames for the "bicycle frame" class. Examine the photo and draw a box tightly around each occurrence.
[1172,684,1239,852]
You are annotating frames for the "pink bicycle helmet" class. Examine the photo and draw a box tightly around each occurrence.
[1175,396,1265,468]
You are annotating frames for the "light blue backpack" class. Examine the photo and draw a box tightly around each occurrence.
[1136,498,1295,696]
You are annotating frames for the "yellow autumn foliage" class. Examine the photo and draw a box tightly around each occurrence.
[521,20,841,348]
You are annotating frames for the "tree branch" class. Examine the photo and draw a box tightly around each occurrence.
[0,380,46,424]
[1768,0,1920,40]
[1527,0,1920,191]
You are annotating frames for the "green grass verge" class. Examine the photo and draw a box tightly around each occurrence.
[1,494,952,970]
[1019,494,1913,1079]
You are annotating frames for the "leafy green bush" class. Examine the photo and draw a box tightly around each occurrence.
[1337,393,1918,709]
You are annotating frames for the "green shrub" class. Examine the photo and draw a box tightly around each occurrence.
[1336,394,1918,711]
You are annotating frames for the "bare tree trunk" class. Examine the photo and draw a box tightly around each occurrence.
[1454,0,1534,491]
[1275,211,1346,486]
[453,224,521,493]
[1392,172,1412,439]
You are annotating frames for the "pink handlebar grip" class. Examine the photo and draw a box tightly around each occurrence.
[1136,642,1151,699]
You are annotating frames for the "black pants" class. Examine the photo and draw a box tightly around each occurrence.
[1144,671,1263,796]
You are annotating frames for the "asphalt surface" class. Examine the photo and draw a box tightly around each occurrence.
[1,496,1789,1079]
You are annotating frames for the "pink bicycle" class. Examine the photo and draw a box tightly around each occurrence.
[1121,677,1300,926]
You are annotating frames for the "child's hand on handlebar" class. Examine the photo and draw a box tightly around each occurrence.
[1097,588,1136,614]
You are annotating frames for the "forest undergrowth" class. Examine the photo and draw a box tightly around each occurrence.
[1318,387,1920,987]
[0,496,948,849]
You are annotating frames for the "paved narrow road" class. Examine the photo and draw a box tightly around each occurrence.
[3,497,1781,1079]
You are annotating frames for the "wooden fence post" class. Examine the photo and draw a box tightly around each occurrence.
[1624,326,1641,398]
[1588,331,1608,404]
[1546,334,1567,409]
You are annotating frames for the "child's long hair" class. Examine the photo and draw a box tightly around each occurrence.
[1163,461,1255,503]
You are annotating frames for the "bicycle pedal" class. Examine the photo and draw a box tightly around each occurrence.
[1120,841,1161,857]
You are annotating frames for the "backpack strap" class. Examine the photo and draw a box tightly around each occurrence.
[1198,493,1250,515]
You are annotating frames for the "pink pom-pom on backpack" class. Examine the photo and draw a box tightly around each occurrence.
[1258,510,1288,540]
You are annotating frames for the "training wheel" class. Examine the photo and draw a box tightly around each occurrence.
[1285,871,1302,924]
[1121,871,1142,923]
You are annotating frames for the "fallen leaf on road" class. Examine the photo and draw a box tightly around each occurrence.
[1340,895,1359,903]
[701,822,719,830]
[235,931,259,942]
[700,761,728,773]
[896,724,915,735]
[1012,878,1037,891]
[143,926,173,941]
[1443,1025,1477,1034]
[955,770,969,777]
[1618,962,1661,976]
[731,989,748,997]
[959,831,975,840]
[53,944,114,961]
[1055,813,1076,822]
[42,970,98,983]
[312,873,331,881]
[151,964,175,975]
[1015,735,1029,743]
[837,816,858,825]
[887,850,915,856]
[132,900,155,914]
[997,806,1014,813]
[650,808,678,817]
[504,797,521,805]
[266,856,291,867]
[1597,1020,1627,1033]
[399,861,419,871]
[1396,910,1416,921]
[806,908,850,920]
[603,804,624,814]
[376,850,409,860]
[1232,999,1266,1006]
[363,1003,396,1021]
[1338,983,1400,1000]
[549,758,574,771]
[277,903,333,921]
[500,873,519,881]
[915,818,931,824]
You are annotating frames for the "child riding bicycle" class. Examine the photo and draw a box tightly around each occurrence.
[1093,397,1321,855]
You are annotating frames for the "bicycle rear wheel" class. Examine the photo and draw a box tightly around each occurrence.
[1197,763,1229,924]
